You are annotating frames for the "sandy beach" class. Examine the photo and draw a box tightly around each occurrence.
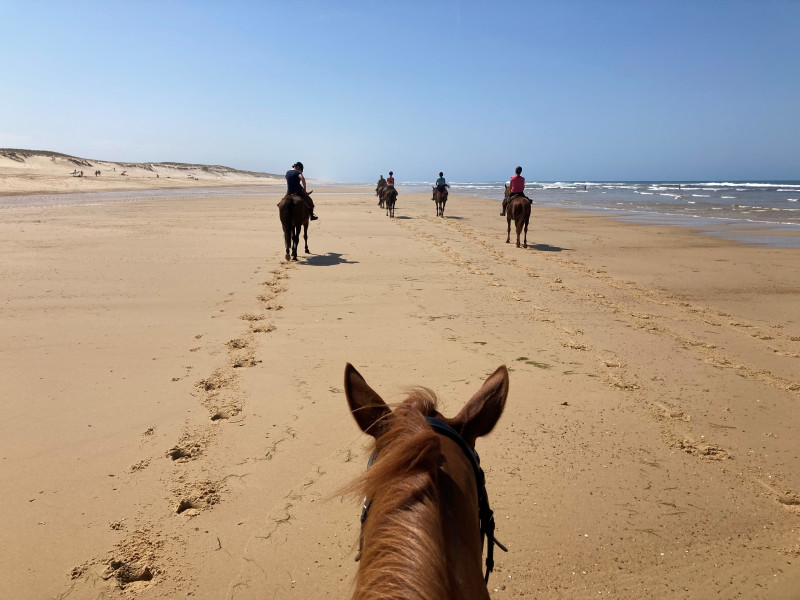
[1,181,799,599]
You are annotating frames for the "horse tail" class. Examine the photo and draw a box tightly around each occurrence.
[284,194,295,224]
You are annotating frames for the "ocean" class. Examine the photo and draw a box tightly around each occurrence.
[399,180,800,248]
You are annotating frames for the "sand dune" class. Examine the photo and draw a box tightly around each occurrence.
[0,149,283,196]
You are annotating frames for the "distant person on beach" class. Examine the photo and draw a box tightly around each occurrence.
[285,161,318,220]
[386,171,395,189]
[501,166,530,215]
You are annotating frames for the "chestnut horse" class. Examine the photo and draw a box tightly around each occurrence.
[278,192,311,260]
[504,185,531,248]
[383,187,398,218]
[433,187,448,217]
[343,363,509,600]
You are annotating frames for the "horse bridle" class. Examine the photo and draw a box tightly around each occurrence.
[357,416,508,584]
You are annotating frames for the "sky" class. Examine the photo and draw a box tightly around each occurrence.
[1,0,798,182]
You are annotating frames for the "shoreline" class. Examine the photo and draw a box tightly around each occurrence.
[4,179,799,249]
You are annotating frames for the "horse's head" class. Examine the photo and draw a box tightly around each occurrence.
[343,364,508,598]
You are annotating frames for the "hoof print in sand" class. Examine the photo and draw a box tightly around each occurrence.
[175,483,221,514]
[167,444,201,461]
[239,313,264,322]
[676,439,730,460]
[226,337,250,350]
[101,560,154,586]
[210,406,241,421]
[778,492,800,511]
[196,370,232,392]
[232,354,260,369]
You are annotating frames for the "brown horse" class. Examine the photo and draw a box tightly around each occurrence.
[433,187,448,217]
[376,185,386,208]
[343,363,509,600]
[504,186,531,248]
[278,192,311,260]
[383,187,397,217]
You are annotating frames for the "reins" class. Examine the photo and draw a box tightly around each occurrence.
[356,416,508,584]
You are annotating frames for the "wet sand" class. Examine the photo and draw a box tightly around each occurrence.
[1,187,799,599]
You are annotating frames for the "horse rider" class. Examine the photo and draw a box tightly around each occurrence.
[385,171,395,190]
[501,165,531,216]
[433,172,449,199]
[285,161,318,220]
[376,174,386,202]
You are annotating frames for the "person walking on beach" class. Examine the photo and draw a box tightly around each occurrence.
[501,166,530,216]
[285,161,318,220]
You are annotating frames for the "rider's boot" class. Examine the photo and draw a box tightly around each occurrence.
[310,212,319,220]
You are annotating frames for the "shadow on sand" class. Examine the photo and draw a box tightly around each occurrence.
[304,252,359,266]
[528,243,571,252]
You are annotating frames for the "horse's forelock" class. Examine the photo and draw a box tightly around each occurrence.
[352,389,449,599]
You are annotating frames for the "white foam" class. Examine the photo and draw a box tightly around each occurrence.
[703,182,800,189]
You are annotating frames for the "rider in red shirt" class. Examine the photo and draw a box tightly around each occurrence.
[501,166,530,215]
[386,171,395,188]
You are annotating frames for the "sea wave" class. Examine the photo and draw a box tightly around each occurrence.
[700,182,800,189]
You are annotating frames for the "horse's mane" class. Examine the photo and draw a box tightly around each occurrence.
[348,389,450,600]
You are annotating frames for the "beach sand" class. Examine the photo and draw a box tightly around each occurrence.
[1,184,799,599]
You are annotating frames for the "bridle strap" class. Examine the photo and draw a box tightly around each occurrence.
[424,417,507,583]
[356,418,508,583]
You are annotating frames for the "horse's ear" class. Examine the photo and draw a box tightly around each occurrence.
[452,365,508,446]
[344,363,391,438]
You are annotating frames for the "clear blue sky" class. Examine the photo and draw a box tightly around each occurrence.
[2,1,798,182]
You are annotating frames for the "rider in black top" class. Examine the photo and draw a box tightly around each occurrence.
[285,162,318,220]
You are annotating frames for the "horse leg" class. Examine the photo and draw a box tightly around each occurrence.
[516,221,522,248]
[523,217,529,248]
[506,218,512,244]
[283,226,292,260]
[303,222,309,253]
[292,226,300,260]
[441,200,445,218]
